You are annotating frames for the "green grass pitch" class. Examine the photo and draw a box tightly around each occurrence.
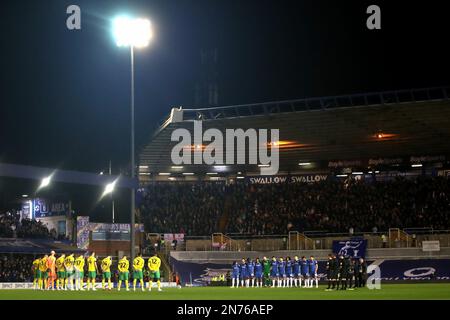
[0,284,449,300]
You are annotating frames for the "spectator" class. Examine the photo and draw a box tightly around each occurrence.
[138,176,450,236]
[171,239,177,251]
[0,211,53,239]
[381,234,388,248]
[0,254,34,282]
[412,234,417,247]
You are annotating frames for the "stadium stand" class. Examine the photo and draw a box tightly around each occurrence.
[139,87,450,174]
[0,254,34,282]
[139,183,226,235]
[2,87,450,286]
[139,176,450,236]
[0,211,55,239]
[136,87,450,249]
[0,239,86,282]
[0,210,84,282]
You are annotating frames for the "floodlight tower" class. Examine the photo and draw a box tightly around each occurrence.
[112,16,153,260]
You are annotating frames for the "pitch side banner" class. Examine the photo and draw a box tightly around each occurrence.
[89,223,145,232]
[0,282,34,290]
[169,258,328,285]
[377,259,450,281]
[332,239,367,258]
[246,174,328,184]
[0,282,177,290]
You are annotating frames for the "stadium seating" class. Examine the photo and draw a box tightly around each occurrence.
[139,176,450,236]
[0,254,34,282]
[0,211,54,239]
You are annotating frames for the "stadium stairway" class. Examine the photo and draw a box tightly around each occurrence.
[157,251,173,281]
[217,192,232,233]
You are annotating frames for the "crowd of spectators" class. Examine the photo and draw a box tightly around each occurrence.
[0,211,54,239]
[139,183,227,235]
[139,176,450,236]
[0,254,34,282]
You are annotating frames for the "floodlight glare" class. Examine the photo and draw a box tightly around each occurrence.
[102,180,117,197]
[39,176,52,189]
[113,16,153,48]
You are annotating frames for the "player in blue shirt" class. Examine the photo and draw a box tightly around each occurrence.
[231,261,240,288]
[277,257,286,287]
[293,256,301,287]
[254,258,263,287]
[308,256,319,288]
[286,257,293,288]
[270,256,278,288]
[246,258,255,288]
[300,256,310,288]
[239,258,247,288]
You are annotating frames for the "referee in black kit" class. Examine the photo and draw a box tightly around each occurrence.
[325,254,333,290]
[355,258,367,287]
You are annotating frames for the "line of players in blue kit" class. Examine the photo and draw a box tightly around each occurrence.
[230,256,319,288]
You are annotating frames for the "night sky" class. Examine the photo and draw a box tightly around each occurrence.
[1,0,449,220]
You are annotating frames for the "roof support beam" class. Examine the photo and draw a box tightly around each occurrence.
[0,163,138,189]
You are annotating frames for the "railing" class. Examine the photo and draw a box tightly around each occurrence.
[288,231,314,250]
[182,229,450,252]
[144,229,450,252]
[179,86,450,121]
[404,227,434,235]
[389,228,412,248]
[212,233,237,251]
[224,233,288,239]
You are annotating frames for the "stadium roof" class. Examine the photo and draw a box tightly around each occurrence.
[0,163,138,189]
[139,87,450,176]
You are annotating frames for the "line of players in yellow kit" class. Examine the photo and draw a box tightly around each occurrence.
[31,251,162,292]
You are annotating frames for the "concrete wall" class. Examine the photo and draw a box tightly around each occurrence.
[88,240,132,257]
[171,247,450,264]
[184,234,450,251]
[36,215,74,239]
[87,234,143,256]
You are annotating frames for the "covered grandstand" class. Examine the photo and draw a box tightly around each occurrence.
[136,87,450,284]
[138,86,450,179]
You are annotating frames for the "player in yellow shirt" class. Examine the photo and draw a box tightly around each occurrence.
[39,255,48,290]
[147,253,162,292]
[133,253,145,291]
[64,254,75,290]
[74,255,85,291]
[38,255,48,290]
[117,256,130,291]
[55,254,66,290]
[32,257,40,290]
[87,252,98,291]
[101,256,113,290]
